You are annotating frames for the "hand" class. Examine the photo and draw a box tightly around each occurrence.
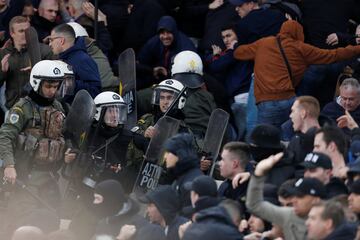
[211,44,222,56]
[4,166,17,185]
[232,172,250,189]
[64,148,77,163]
[254,152,283,177]
[1,53,10,72]
[116,224,136,240]
[82,2,108,25]
[200,157,212,171]
[178,221,192,239]
[228,40,238,50]
[144,126,157,138]
[20,66,31,72]
[238,219,248,233]
[153,66,167,79]
[209,0,223,9]
[244,232,262,240]
[337,110,359,129]
[326,33,339,46]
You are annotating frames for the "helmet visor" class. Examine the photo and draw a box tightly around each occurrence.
[56,75,75,98]
[152,88,179,113]
[102,103,127,127]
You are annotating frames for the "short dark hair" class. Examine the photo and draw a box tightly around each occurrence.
[313,201,345,229]
[219,199,243,225]
[316,126,347,156]
[222,142,250,168]
[220,23,237,33]
[52,23,75,44]
[278,178,296,198]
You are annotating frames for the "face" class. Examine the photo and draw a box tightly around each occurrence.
[348,193,360,214]
[278,196,293,207]
[40,81,60,99]
[339,87,360,111]
[306,206,330,240]
[304,168,331,184]
[48,30,64,54]
[10,22,30,46]
[164,151,178,168]
[219,149,238,179]
[0,0,6,7]
[22,6,35,22]
[39,2,59,22]
[235,2,254,18]
[248,214,265,233]
[93,193,103,204]
[159,30,174,47]
[290,100,304,132]
[159,91,175,113]
[146,203,163,224]
[292,195,318,217]
[313,133,331,156]
[104,106,120,128]
[221,29,238,49]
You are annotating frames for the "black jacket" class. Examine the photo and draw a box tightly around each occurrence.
[183,206,243,240]
[122,0,165,53]
[31,14,58,42]
[323,222,357,240]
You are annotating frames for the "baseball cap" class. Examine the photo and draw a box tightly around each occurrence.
[290,178,326,198]
[300,152,332,169]
[350,179,360,194]
[184,175,218,197]
[229,0,257,6]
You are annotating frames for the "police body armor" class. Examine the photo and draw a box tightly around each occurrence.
[16,97,66,167]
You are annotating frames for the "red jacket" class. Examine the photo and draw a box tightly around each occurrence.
[234,20,360,103]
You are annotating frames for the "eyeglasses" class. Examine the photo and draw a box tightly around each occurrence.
[48,36,63,42]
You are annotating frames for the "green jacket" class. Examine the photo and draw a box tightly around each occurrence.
[183,88,217,137]
[85,37,119,91]
[0,96,64,167]
[0,43,54,108]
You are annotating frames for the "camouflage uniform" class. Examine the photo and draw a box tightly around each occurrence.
[0,95,67,222]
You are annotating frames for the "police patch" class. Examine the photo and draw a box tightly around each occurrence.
[9,113,19,124]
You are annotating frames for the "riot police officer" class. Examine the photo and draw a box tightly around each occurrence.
[0,60,75,232]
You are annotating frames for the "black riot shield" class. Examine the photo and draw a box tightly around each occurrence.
[133,116,180,196]
[64,90,96,150]
[202,109,230,176]
[25,26,41,67]
[118,48,137,131]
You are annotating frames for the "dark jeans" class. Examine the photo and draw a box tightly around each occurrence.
[257,97,296,129]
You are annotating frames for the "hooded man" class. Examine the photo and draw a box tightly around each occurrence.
[92,179,147,238]
[234,20,360,128]
[163,133,203,210]
[138,185,188,240]
[137,15,196,89]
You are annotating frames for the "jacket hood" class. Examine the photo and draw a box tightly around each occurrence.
[157,16,178,36]
[278,20,304,42]
[324,222,357,240]
[141,185,181,225]
[59,36,88,59]
[164,133,199,177]
[195,206,235,226]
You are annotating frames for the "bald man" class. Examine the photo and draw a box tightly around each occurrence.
[31,0,59,42]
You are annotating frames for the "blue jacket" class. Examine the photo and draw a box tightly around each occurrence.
[206,49,252,97]
[60,37,101,99]
[138,16,196,71]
